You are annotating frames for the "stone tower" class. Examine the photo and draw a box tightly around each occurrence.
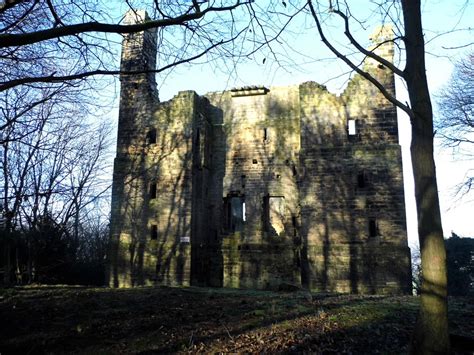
[108,10,160,287]
[108,22,411,293]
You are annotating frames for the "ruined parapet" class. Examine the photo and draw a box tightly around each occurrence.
[366,25,395,68]
[339,25,399,146]
[120,10,158,94]
[362,24,397,100]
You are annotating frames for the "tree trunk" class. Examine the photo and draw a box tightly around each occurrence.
[3,241,11,285]
[402,1,450,353]
[3,217,13,286]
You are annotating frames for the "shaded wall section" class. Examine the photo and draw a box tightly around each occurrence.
[299,67,410,294]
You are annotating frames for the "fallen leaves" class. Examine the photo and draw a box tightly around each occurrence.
[0,287,472,353]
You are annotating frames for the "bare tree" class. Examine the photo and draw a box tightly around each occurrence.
[0,0,256,92]
[297,0,453,353]
[1,83,112,284]
[437,53,474,196]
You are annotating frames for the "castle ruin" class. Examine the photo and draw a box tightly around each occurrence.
[108,11,411,294]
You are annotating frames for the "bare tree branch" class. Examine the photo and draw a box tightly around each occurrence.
[0,33,241,91]
[307,0,412,117]
[0,1,249,48]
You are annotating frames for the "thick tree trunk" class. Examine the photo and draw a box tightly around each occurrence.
[402,1,450,353]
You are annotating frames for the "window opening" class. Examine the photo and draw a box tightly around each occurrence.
[149,183,157,199]
[264,195,285,236]
[150,224,158,240]
[147,128,157,144]
[224,194,245,232]
[195,127,207,168]
[263,127,268,141]
[357,171,367,188]
[241,175,246,188]
[369,219,378,238]
[348,119,356,135]
[195,128,200,146]
[195,128,201,168]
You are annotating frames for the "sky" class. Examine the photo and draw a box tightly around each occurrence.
[109,0,473,247]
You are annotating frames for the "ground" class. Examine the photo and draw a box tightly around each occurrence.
[0,286,473,354]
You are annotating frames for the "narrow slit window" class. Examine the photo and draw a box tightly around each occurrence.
[263,127,268,141]
[369,219,378,238]
[150,224,158,240]
[357,171,367,188]
[149,183,157,199]
[291,215,297,237]
[195,128,205,168]
[195,128,200,147]
[348,119,357,135]
[147,128,157,144]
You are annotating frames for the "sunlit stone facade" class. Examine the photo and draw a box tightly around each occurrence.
[108,12,411,294]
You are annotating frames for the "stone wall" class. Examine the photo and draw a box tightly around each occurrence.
[298,76,410,293]
[108,17,411,294]
[205,86,302,289]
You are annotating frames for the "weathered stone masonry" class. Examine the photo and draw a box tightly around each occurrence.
[108,12,411,294]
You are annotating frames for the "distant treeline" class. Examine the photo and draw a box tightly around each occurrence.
[1,215,108,286]
[445,233,474,296]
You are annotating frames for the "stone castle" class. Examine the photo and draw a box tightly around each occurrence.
[108,12,411,294]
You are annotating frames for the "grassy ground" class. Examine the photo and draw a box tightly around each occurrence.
[0,286,472,354]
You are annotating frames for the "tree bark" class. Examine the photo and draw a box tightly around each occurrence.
[402,0,450,353]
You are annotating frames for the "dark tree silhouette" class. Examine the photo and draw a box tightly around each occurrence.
[304,0,450,352]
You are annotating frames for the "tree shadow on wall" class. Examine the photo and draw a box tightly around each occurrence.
[216,92,302,289]
[298,92,411,294]
[110,99,201,287]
